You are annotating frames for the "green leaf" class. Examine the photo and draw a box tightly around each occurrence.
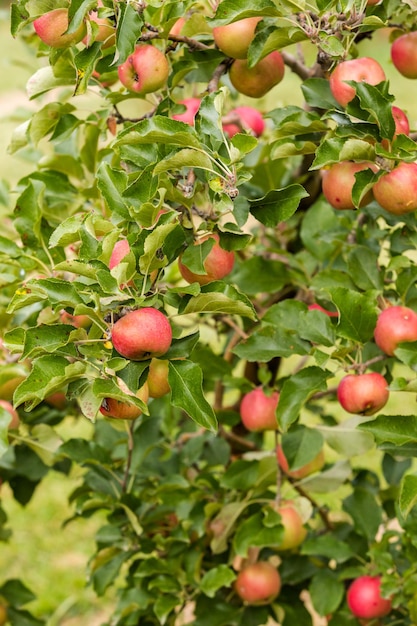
[311,138,375,169]
[328,287,378,343]
[210,501,251,554]
[209,0,279,26]
[277,367,331,432]
[359,414,417,446]
[96,163,129,220]
[182,283,257,320]
[347,246,383,290]
[139,223,179,274]
[168,360,217,432]
[234,324,310,361]
[116,116,201,149]
[154,148,214,176]
[249,185,309,227]
[14,357,86,411]
[233,510,283,557]
[301,534,355,563]
[319,416,375,456]
[200,565,236,598]
[74,41,103,95]
[347,82,395,139]
[399,473,417,519]
[21,324,76,360]
[114,2,144,65]
[301,77,338,110]
[299,308,336,346]
[343,487,382,540]
[309,570,344,616]
[281,426,324,471]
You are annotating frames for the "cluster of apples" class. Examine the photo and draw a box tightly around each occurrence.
[322,52,417,216]
[337,305,417,417]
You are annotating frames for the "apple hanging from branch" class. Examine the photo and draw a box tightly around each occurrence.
[118,45,169,95]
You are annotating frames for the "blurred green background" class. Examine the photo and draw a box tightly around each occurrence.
[1,4,417,625]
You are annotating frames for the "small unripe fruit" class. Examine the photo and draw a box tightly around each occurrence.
[111,308,172,361]
[337,373,389,416]
[147,359,171,398]
[329,57,386,107]
[118,45,169,95]
[34,8,86,48]
[240,387,279,431]
[178,233,234,285]
[213,17,262,59]
[229,51,285,98]
[374,305,417,355]
[391,31,417,79]
[235,561,281,605]
[347,576,392,619]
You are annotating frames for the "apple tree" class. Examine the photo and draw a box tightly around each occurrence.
[3,0,417,623]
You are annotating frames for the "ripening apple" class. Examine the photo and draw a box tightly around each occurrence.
[276,445,325,479]
[118,45,169,95]
[45,392,67,411]
[229,51,285,98]
[100,382,149,420]
[321,161,376,210]
[212,17,262,59]
[223,106,265,138]
[147,358,171,398]
[0,400,20,430]
[391,31,417,79]
[178,233,235,285]
[329,57,386,107]
[60,310,92,329]
[347,576,392,619]
[372,162,417,215]
[337,373,389,416]
[271,501,307,550]
[109,240,131,270]
[33,8,86,48]
[111,307,173,360]
[235,561,281,605]
[381,105,410,149]
[169,17,186,37]
[240,387,279,431]
[172,98,201,125]
[374,305,417,355]
[83,1,115,48]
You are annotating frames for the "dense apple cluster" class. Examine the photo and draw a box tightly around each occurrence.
[4,0,417,623]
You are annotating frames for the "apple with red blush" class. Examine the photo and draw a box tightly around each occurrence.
[234,561,281,605]
[374,305,417,355]
[308,303,338,318]
[372,162,417,215]
[337,372,389,415]
[239,387,279,431]
[347,576,392,620]
[270,500,307,550]
[178,233,234,285]
[111,307,172,361]
[172,98,201,126]
[147,359,171,398]
[391,31,417,79]
[276,445,325,479]
[118,45,169,95]
[321,161,376,210]
[83,1,115,49]
[329,57,386,107]
[0,400,20,430]
[213,17,262,59]
[33,8,86,48]
[100,382,149,420]
[229,51,285,98]
[223,106,265,138]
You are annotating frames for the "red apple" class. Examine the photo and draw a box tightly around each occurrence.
[213,17,262,59]
[235,561,281,605]
[372,162,417,215]
[45,392,67,411]
[100,383,149,420]
[34,8,86,48]
[329,57,386,107]
[223,106,265,138]
[239,387,279,431]
[347,576,392,619]
[308,303,339,318]
[0,400,20,430]
[374,305,417,356]
[321,161,376,210]
[381,105,410,149]
[391,31,417,79]
[118,45,169,95]
[178,233,235,285]
[229,51,285,98]
[172,98,201,125]
[111,308,172,361]
[109,240,131,270]
[271,501,307,550]
[147,358,170,398]
[276,445,325,479]
[337,373,389,416]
